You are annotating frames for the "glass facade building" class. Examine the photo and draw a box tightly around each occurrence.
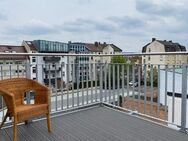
[33,40,68,53]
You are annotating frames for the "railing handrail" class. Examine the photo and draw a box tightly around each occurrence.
[0,52,188,57]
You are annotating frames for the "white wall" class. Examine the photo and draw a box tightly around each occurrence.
[160,69,188,129]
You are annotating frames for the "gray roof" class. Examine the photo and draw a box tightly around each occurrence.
[85,42,122,52]
[142,39,186,53]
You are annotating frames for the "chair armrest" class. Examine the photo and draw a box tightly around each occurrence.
[0,90,16,114]
[30,80,51,105]
[34,88,51,105]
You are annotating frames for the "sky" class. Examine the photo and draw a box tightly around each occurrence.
[0,0,188,52]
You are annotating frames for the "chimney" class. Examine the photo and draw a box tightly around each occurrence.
[169,40,172,43]
[94,42,98,46]
[152,38,156,42]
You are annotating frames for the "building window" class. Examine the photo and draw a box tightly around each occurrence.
[52,64,55,68]
[32,57,36,63]
[62,71,65,76]
[148,48,151,52]
[160,55,163,61]
[148,56,150,61]
[15,61,22,64]
[33,67,36,73]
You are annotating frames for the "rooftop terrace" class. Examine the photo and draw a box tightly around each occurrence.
[1,105,188,141]
[1,53,188,140]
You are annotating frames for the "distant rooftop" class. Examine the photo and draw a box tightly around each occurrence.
[142,38,186,52]
[85,42,122,52]
[0,45,27,60]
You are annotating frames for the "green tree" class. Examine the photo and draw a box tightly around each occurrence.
[147,66,158,87]
[105,56,137,88]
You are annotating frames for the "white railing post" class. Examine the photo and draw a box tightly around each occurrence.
[180,64,187,133]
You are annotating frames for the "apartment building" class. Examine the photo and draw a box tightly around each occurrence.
[85,42,122,80]
[22,40,122,88]
[142,38,187,69]
[0,45,28,80]
[68,42,90,82]
[86,42,122,64]
[22,40,75,89]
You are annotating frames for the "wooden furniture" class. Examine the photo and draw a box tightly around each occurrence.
[0,78,52,141]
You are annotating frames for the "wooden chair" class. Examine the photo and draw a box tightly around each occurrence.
[0,78,52,141]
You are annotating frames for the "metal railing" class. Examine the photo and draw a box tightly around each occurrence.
[0,53,187,133]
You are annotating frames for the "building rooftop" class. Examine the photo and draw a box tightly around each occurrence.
[0,45,27,60]
[85,42,122,52]
[142,38,186,53]
[24,41,37,51]
[1,105,188,141]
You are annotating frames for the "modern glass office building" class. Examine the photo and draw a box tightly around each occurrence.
[33,40,68,53]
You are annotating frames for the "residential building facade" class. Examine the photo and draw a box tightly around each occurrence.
[142,38,187,69]
[0,45,28,80]
[22,40,74,89]
[85,42,122,80]
[68,42,90,82]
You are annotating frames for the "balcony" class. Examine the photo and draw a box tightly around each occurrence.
[1,105,188,141]
[43,57,61,62]
[0,53,188,140]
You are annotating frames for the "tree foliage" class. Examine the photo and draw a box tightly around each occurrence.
[104,56,135,88]
[147,66,158,87]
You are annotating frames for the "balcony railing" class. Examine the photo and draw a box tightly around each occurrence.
[0,52,188,133]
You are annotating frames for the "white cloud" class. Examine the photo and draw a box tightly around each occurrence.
[0,0,187,51]
[6,19,59,35]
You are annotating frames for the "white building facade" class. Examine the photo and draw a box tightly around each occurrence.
[142,38,187,70]
[22,40,75,89]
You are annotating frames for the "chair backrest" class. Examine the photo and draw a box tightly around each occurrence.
[0,78,40,106]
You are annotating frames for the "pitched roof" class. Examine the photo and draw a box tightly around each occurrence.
[24,41,37,51]
[0,45,27,60]
[142,43,150,52]
[85,43,104,52]
[110,44,122,52]
[142,39,186,52]
[85,42,122,52]
[157,40,186,52]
